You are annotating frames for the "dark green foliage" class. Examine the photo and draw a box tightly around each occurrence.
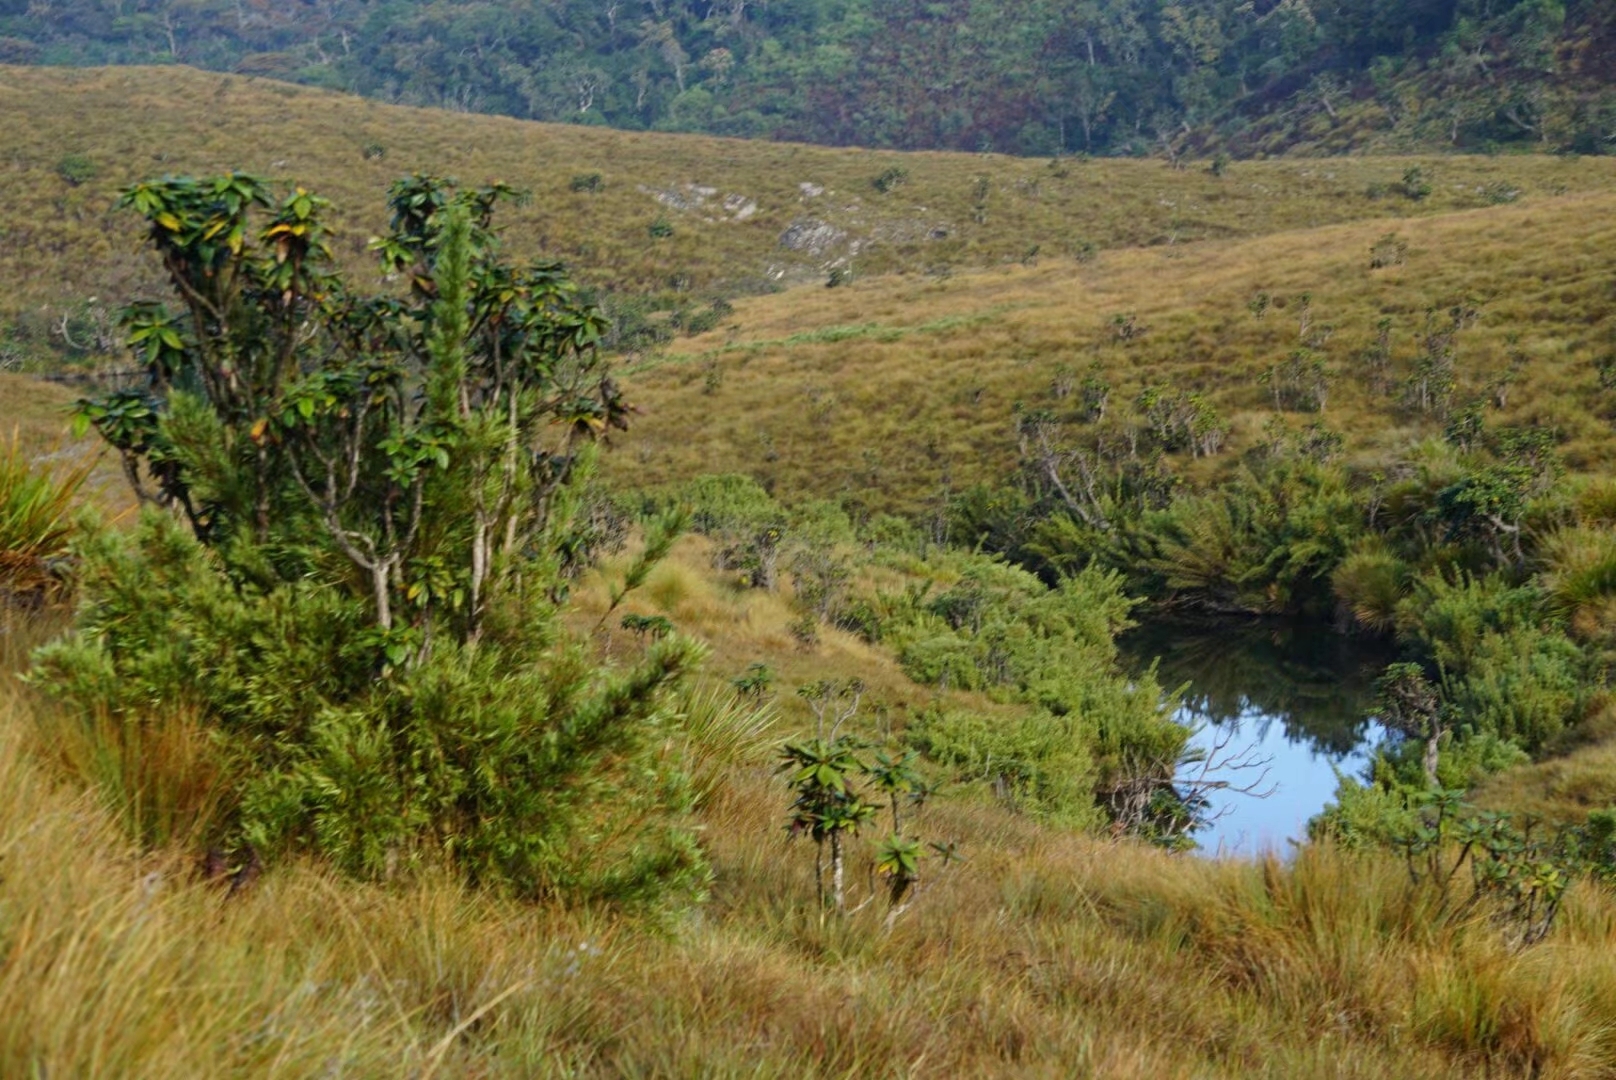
[880,555,1189,836]
[6,0,1610,156]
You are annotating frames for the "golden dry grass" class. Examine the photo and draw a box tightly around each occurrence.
[4,64,1612,348]
[9,563,1616,1076]
[8,64,1616,1075]
[614,184,1616,513]
[0,375,132,520]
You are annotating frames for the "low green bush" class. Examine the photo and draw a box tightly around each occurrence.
[34,512,708,904]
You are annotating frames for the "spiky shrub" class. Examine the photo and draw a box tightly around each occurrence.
[1137,459,1363,617]
[33,175,706,906]
[1393,572,1586,753]
[888,557,1190,838]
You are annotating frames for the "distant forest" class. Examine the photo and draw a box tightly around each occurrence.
[3,0,1614,155]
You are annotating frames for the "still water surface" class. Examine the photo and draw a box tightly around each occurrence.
[1119,620,1395,857]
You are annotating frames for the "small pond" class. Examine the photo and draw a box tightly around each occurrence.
[1119,619,1396,857]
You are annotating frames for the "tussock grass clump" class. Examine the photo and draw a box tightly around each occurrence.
[0,431,91,604]
[1540,526,1616,641]
[670,679,779,804]
[1332,539,1412,634]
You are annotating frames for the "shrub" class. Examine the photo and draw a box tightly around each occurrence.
[1368,232,1407,269]
[906,705,1102,828]
[885,557,1188,835]
[675,474,780,536]
[1394,572,1540,670]
[1401,166,1433,200]
[1445,629,1582,751]
[34,514,708,902]
[1394,573,1586,751]
[55,154,98,187]
[871,166,909,193]
[36,174,705,906]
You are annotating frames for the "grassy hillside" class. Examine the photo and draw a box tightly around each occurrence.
[8,64,1616,1078]
[9,551,1616,1078]
[613,180,1616,513]
[4,64,1614,368]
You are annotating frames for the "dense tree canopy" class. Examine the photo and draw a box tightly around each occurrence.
[3,0,1613,155]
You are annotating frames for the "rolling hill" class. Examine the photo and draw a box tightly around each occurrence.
[5,61,1616,1080]
[4,64,1612,372]
[613,178,1616,512]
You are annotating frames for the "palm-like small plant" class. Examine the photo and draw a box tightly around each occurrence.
[781,732,875,911]
[866,749,922,833]
[875,835,921,909]
[782,683,959,922]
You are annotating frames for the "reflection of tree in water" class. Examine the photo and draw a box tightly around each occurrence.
[1119,620,1394,757]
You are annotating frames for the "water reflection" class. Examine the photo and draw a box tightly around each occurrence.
[1119,619,1395,856]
